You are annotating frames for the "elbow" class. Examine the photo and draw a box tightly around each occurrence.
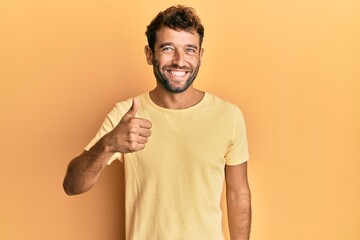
[63,179,75,196]
[63,184,83,196]
[63,187,74,196]
[226,186,251,203]
[63,178,83,196]
[63,176,93,196]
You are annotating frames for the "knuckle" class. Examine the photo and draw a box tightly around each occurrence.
[128,142,138,151]
[130,140,137,147]
[128,133,137,142]
[129,118,138,125]
[128,125,138,134]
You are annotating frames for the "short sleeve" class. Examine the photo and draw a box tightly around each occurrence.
[225,107,249,165]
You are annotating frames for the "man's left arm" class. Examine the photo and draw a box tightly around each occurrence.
[225,161,251,240]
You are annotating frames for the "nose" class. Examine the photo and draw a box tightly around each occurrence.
[172,50,185,67]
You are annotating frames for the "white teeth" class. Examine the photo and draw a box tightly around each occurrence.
[170,71,186,77]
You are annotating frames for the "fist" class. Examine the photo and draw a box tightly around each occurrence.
[106,98,152,153]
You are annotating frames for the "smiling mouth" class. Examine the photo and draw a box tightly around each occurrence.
[167,70,188,77]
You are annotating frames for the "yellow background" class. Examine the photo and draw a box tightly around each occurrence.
[1,0,359,239]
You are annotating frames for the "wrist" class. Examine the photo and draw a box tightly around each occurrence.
[101,132,122,154]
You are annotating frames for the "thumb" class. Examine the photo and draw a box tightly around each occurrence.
[125,97,139,117]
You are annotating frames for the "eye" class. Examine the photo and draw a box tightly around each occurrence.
[161,46,174,52]
[186,48,197,54]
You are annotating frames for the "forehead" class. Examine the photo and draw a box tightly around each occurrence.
[155,27,200,48]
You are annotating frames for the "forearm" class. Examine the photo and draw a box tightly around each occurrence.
[63,99,152,195]
[227,190,252,240]
[63,137,115,195]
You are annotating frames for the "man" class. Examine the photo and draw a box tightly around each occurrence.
[63,5,251,240]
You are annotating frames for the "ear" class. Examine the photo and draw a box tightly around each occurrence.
[199,48,204,65]
[199,48,204,59]
[144,45,153,65]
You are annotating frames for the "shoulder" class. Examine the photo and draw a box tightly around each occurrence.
[112,93,147,116]
[205,92,242,113]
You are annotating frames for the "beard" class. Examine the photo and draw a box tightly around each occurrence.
[152,60,201,93]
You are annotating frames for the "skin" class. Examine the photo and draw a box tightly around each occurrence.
[63,97,152,194]
[226,163,252,240]
[63,26,251,239]
[144,27,205,109]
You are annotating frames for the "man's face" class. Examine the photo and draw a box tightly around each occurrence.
[145,27,204,93]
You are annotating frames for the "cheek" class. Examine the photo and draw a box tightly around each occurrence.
[188,57,200,67]
[155,54,173,65]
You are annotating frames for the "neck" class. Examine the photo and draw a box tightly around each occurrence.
[149,85,205,109]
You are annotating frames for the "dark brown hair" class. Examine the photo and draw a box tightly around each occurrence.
[145,5,204,52]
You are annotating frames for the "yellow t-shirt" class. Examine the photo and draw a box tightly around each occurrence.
[85,92,249,240]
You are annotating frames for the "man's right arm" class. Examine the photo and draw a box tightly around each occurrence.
[63,98,152,195]
[63,136,117,195]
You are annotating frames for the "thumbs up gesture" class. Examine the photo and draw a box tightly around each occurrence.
[105,98,152,153]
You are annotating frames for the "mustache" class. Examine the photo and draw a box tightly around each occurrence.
[164,64,192,71]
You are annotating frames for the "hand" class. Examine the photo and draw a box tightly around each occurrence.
[105,98,152,153]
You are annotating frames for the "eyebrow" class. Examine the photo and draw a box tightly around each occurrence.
[159,42,173,48]
[159,42,199,50]
[186,44,199,50]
